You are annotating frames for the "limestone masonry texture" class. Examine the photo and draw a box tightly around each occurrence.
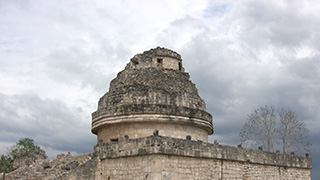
[4,47,311,180]
[95,135,311,180]
[95,135,311,169]
[92,47,213,143]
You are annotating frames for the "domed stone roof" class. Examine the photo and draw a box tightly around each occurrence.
[92,47,213,142]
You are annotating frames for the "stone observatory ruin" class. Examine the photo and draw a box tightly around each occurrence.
[90,47,311,180]
[91,47,213,143]
[5,47,311,180]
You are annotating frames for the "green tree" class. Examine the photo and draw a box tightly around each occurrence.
[0,154,13,173]
[9,138,47,160]
[0,138,47,173]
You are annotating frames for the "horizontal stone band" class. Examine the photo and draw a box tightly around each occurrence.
[92,113,213,135]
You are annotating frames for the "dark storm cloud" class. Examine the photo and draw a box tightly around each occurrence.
[1,0,319,178]
[0,92,95,155]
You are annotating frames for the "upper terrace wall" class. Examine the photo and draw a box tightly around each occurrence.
[94,135,311,180]
[95,135,311,169]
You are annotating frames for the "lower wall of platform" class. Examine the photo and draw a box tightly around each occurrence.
[96,154,310,180]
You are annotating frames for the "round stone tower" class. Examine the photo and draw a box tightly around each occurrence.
[92,47,213,143]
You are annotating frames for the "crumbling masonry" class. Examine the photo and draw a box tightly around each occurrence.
[5,47,311,180]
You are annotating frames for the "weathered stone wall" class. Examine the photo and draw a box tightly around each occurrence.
[4,153,95,180]
[94,68,207,114]
[4,136,311,180]
[98,154,311,180]
[55,157,97,180]
[96,121,208,143]
[94,135,311,180]
[153,56,181,70]
[128,47,183,71]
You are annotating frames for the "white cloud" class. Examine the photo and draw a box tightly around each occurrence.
[0,141,14,156]
[0,0,319,178]
[0,93,95,154]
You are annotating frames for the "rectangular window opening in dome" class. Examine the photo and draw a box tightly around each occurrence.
[110,138,118,142]
[157,58,163,68]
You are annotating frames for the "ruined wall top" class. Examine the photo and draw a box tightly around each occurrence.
[95,135,312,169]
[133,46,182,60]
[126,47,184,71]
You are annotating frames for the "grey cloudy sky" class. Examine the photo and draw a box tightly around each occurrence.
[1,0,319,178]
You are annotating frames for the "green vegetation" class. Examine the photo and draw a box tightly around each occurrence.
[0,138,47,173]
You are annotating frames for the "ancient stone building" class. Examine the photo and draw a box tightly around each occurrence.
[91,47,213,144]
[4,47,311,180]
